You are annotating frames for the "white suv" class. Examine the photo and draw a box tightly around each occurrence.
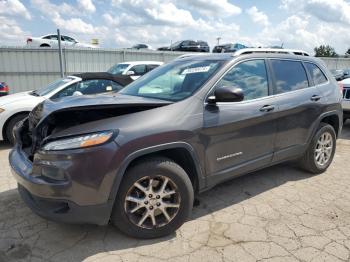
[341,78,350,122]
[107,61,163,80]
[26,34,97,48]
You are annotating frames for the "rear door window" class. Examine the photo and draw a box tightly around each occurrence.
[270,60,309,94]
[304,62,328,86]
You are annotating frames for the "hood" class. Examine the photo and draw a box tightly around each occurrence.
[29,92,171,136]
[25,92,172,153]
[0,91,33,106]
[33,93,171,120]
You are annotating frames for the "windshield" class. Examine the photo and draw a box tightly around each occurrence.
[108,64,130,75]
[120,59,225,102]
[33,78,75,96]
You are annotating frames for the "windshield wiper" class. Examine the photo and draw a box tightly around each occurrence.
[30,90,40,97]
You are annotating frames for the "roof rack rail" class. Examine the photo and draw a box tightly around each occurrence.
[233,48,310,57]
[176,53,207,59]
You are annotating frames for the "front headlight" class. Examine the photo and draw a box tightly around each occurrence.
[42,131,114,151]
[0,108,5,114]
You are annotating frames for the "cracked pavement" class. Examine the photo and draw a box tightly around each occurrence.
[1,123,350,262]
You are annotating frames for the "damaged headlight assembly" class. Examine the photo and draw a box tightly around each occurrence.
[42,131,115,151]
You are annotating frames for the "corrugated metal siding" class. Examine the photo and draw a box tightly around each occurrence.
[2,47,350,94]
[0,47,187,94]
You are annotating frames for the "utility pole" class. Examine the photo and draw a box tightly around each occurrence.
[216,37,221,46]
[57,29,64,78]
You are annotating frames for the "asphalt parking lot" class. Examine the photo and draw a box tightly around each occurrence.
[0,123,350,262]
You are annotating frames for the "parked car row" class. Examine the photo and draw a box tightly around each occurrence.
[331,68,350,81]
[26,32,253,54]
[157,40,242,53]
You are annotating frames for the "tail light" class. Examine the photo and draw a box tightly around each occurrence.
[26,38,32,44]
[0,83,9,93]
[338,82,344,95]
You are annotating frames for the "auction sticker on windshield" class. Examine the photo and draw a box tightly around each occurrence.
[182,66,211,75]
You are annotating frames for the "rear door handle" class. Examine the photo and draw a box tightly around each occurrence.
[259,105,275,112]
[310,95,322,101]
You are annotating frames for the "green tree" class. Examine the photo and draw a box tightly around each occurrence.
[314,45,338,57]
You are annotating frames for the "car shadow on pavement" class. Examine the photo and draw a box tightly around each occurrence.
[0,163,316,261]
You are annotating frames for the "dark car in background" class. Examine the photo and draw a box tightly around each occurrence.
[131,44,152,50]
[342,69,350,80]
[0,82,9,96]
[331,69,345,81]
[10,48,342,239]
[212,43,247,53]
[157,46,170,51]
[169,40,210,52]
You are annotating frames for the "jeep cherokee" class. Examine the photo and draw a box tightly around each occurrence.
[9,48,343,239]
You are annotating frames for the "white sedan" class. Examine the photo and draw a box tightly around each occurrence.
[26,34,97,48]
[0,73,132,144]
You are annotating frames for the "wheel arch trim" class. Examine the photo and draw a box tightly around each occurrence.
[108,141,205,205]
[307,110,342,145]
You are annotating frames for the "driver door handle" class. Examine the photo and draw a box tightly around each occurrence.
[310,95,322,101]
[260,105,275,112]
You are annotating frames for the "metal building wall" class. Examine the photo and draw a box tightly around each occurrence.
[0,47,187,94]
[1,47,350,94]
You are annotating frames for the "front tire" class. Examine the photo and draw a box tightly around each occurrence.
[111,157,194,239]
[300,123,336,174]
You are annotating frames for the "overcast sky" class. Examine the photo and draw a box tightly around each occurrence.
[1,0,350,54]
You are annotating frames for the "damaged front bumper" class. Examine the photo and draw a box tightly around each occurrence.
[9,131,120,225]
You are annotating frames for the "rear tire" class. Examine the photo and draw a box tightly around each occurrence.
[299,123,336,174]
[5,114,27,145]
[111,157,194,239]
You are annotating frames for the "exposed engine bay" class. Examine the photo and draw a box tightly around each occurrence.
[18,103,169,159]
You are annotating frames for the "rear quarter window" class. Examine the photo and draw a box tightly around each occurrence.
[305,62,328,86]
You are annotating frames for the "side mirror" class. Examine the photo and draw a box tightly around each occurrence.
[73,91,83,96]
[126,70,135,76]
[208,86,244,104]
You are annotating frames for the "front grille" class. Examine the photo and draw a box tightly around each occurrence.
[343,87,350,100]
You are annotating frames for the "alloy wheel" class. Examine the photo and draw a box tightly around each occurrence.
[314,131,333,167]
[124,176,181,229]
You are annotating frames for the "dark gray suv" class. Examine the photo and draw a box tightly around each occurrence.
[10,49,343,239]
